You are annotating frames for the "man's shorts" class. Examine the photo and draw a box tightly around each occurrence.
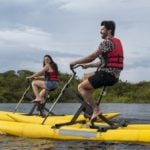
[88,71,118,89]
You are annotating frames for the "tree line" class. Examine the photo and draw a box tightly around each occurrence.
[0,70,150,103]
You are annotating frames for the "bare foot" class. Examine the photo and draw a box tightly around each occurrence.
[90,109,102,121]
[31,99,42,103]
[40,100,45,104]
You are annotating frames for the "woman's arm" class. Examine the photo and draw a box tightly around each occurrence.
[26,65,49,79]
[34,76,45,80]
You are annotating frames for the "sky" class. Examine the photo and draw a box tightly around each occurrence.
[0,0,150,83]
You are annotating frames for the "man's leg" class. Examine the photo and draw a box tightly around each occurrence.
[83,72,95,80]
[78,79,102,120]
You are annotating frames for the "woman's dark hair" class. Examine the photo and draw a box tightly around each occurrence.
[43,54,58,73]
[101,20,116,36]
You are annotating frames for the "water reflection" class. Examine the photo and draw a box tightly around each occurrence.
[41,141,150,150]
[0,135,54,150]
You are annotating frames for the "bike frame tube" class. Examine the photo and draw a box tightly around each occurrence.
[42,65,81,124]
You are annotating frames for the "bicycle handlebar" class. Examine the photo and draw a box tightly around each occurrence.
[70,64,83,75]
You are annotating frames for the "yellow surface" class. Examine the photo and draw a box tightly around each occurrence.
[0,111,22,121]
[0,111,119,125]
[0,120,150,143]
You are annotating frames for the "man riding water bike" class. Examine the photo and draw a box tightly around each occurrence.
[70,20,124,121]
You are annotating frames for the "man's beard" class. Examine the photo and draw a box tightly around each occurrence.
[101,34,106,39]
[101,32,107,39]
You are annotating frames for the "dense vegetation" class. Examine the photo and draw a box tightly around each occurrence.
[0,70,150,103]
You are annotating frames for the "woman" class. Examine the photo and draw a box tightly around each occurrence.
[26,54,59,103]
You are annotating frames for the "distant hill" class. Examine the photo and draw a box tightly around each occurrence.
[0,70,150,103]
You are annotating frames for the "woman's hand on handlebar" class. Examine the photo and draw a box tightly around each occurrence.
[26,76,32,79]
[26,76,37,80]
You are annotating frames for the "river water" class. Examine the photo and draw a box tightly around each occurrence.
[0,103,150,150]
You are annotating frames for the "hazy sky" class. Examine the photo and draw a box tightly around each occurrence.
[0,0,150,83]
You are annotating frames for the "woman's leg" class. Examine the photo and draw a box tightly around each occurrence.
[39,89,47,103]
[32,80,47,102]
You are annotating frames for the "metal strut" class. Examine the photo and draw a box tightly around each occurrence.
[51,87,107,129]
[89,113,128,132]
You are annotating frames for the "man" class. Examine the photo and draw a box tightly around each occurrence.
[70,20,124,121]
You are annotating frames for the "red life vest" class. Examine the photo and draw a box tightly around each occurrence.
[106,37,124,69]
[45,71,59,81]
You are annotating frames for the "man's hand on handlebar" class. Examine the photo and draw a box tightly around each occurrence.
[80,64,89,69]
[70,62,77,69]
[70,62,89,70]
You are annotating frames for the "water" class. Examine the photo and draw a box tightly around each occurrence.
[0,103,150,150]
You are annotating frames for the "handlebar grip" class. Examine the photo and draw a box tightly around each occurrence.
[26,78,34,84]
[70,64,82,74]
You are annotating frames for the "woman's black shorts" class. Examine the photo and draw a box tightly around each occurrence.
[88,71,118,89]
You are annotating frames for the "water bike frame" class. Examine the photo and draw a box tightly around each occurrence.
[42,65,125,130]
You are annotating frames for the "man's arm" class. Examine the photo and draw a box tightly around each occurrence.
[70,48,102,67]
[81,61,101,69]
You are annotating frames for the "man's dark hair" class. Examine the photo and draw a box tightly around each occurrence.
[101,20,116,36]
